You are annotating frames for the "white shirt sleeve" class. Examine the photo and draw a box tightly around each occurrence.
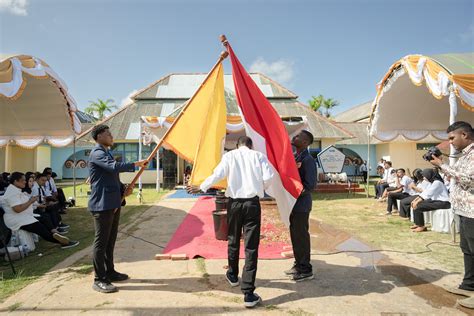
[31,183,40,197]
[259,154,274,190]
[200,154,229,193]
[420,181,441,200]
[5,189,22,208]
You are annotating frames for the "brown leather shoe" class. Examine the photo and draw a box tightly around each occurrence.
[410,225,419,229]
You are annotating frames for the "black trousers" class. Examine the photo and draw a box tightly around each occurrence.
[21,221,59,244]
[399,195,418,218]
[57,188,67,210]
[92,209,121,282]
[386,192,409,213]
[290,212,312,273]
[227,197,261,294]
[375,183,389,198]
[45,203,62,228]
[362,171,367,183]
[413,200,451,226]
[460,216,474,291]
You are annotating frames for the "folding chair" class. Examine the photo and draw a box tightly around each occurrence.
[0,207,16,275]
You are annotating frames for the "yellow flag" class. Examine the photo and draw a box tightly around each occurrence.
[163,63,227,187]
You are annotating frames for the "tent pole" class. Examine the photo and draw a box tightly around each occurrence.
[73,137,76,201]
[156,147,160,191]
[366,125,371,198]
[138,121,143,203]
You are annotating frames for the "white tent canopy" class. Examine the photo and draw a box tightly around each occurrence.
[369,53,474,142]
[0,54,81,148]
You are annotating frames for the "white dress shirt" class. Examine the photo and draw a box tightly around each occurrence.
[200,146,274,199]
[383,167,394,182]
[32,182,50,201]
[399,175,416,195]
[45,177,57,194]
[420,180,450,202]
[1,184,37,231]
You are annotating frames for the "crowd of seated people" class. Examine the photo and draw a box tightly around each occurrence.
[0,169,79,250]
[374,158,452,233]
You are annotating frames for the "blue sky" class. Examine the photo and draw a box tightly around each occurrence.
[1,0,473,115]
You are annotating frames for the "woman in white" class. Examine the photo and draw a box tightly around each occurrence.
[2,172,78,249]
[410,168,451,232]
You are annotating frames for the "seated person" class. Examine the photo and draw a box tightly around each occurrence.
[385,169,415,215]
[23,173,66,235]
[379,169,398,201]
[32,173,69,233]
[43,167,67,213]
[410,168,451,232]
[375,161,393,198]
[399,168,431,218]
[1,172,78,249]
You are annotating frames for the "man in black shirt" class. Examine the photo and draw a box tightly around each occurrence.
[285,130,317,281]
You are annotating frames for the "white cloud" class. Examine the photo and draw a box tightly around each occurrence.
[249,57,295,84]
[0,0,28,16]
[459,23,474,43]
[120,89,139,107]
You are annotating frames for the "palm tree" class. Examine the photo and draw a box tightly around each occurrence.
[321,98,339,118]
[85,98,118,120]
[308,95,324,112]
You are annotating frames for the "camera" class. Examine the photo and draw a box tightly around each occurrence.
[422,147,442,161]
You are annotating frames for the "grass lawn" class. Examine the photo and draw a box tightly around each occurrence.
[0,184,168,302]
[311,190,463,273]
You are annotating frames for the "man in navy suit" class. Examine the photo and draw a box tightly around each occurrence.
[88,124,147,293]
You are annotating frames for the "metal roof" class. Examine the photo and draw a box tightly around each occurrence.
[133,73,297,100]
[333,101,372,123]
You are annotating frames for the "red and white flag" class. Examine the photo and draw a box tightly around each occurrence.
[227,43,303,226]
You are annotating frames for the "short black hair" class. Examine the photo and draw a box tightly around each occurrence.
[237,136,253,148]
[385,161,392,166]
[397,168,405,173]
[447,121,473,135]
[43,167,52,174]
[10,172,24,184]
[91,124,110,141]
[35,173,48,180]
[301,130,314,145]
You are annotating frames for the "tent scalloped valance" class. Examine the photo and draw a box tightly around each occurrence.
[374,54,474,113]
[0,55,81,147]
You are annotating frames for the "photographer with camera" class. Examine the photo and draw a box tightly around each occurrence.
[429,121,473,309]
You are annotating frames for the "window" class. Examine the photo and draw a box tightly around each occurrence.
[416,143,440,151]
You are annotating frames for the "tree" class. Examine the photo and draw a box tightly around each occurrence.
[321,97,339,118]
[308,95,339,118]
[308,94,324,112]
[85,98,118,120]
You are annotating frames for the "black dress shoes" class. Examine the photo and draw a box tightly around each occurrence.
[107,271,129,282]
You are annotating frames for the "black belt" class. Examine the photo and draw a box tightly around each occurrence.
[229,196,259,202]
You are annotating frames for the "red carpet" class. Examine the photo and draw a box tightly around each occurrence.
[163,196,291,259]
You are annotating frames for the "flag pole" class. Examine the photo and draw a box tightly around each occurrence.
[126,50,229,193]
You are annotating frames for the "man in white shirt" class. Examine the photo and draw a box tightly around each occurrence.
[375,161,393,198]
[385,169,414,215]
[193,136,274,308]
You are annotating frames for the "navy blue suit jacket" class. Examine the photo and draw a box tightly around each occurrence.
[88,144,135,212]
[292,149,317,213]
